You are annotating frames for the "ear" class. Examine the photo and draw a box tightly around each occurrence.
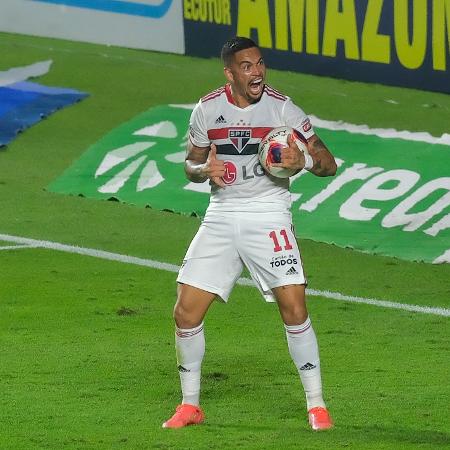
[224,67,234,83]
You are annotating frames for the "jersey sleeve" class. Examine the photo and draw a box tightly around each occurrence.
[188,101,210,148]
[282,98,315,139]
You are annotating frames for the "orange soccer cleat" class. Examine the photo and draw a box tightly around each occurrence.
[308,406,334,431]
[162,404,205,429]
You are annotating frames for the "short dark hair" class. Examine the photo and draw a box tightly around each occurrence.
[221,36,259,66]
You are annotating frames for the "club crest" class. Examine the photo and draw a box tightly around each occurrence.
[229,129,251,152]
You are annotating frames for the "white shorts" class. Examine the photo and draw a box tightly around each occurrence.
[177,210,306,302]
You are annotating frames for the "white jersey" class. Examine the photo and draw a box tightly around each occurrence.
[189,84,315,213]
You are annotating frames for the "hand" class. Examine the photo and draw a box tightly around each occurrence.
[203,144,226,187]
[271,133,306,170]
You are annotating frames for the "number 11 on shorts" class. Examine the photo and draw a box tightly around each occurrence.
[269,229,293,252]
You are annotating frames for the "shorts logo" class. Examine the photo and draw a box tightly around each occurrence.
[270,257,298,268]
[229,129,251,152]
[222,161,237,184]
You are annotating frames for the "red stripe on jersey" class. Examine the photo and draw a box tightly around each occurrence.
[202,87,225,103]
[208,126,273,140]
[225,83,235,105]
[264,90,285,101]
[204,86,225,98]
[264,85,287,101]
[265,84,287,98]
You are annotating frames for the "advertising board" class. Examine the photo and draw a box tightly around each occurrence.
[0,0,184,53]
[184,0,450,94]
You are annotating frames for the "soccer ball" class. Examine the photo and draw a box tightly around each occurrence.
[258,126,308,178]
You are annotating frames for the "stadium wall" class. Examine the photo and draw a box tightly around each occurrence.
[0,0,448,92]
[183,0,450,94]
[0,0,185,54]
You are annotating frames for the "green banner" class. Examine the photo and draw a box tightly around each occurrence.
[47,105,450,264]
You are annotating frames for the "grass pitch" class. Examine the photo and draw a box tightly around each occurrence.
[0,32,449,449]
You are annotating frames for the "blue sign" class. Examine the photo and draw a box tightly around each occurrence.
[29,0,173,18]
[0,81,88,148]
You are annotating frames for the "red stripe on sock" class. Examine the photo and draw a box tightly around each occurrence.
[286,323,311,335]
[176,326,204,338]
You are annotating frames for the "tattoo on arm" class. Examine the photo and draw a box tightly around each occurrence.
[313,159,322,171]
[311,138,327,154]
[307,135,337,176]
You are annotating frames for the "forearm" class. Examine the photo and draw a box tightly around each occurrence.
[185,159,208,183]
[307,137,337,177]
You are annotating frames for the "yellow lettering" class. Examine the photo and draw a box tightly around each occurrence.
[183,0,231,24]
[209,0,214,21]
[275,0,319,54]
[322,0,360,59]
[362,0,390,64]
[191,0,199,20]
[222,0,231,25]
[199,0,208,22]
[212,0,221,23]
[275,0,289,50]
[237,0,273,48]
[433,0,450,70]
[303,0,319,54]
[394,0,427,69]
[184,0,192,19]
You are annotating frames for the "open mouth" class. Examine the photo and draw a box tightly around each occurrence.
[249,78,263,95]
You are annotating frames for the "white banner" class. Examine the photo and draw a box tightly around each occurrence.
[0,0,184,54]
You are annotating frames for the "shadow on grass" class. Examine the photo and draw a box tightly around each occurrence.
[196,422,450,448]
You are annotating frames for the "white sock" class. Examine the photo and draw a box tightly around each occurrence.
[284,317,326,410]
[175,322,205,406]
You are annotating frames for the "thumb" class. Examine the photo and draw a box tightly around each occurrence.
[209,143,217,160]
[287,133,294,145]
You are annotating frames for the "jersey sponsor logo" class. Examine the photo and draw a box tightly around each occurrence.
[229,129,251,152]
[215,115,226,124]
[243,161,265,179]
[302,119,312,133]
[222,161,237,184]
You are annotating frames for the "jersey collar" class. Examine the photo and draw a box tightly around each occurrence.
[225,83,236,105]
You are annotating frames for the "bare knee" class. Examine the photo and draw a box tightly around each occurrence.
[173,301,203,329]
[273,284,308,325]
[279,304,308,325]
[173,284,216,329]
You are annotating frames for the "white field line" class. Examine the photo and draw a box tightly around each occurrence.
[0,243,43,250]
[0,60,52,87]
[169,106,450,146]
[1,233,449,318]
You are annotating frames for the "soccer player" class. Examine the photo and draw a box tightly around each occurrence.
[163,36,337,431]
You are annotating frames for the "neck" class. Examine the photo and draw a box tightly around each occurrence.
[228,84,252,108]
